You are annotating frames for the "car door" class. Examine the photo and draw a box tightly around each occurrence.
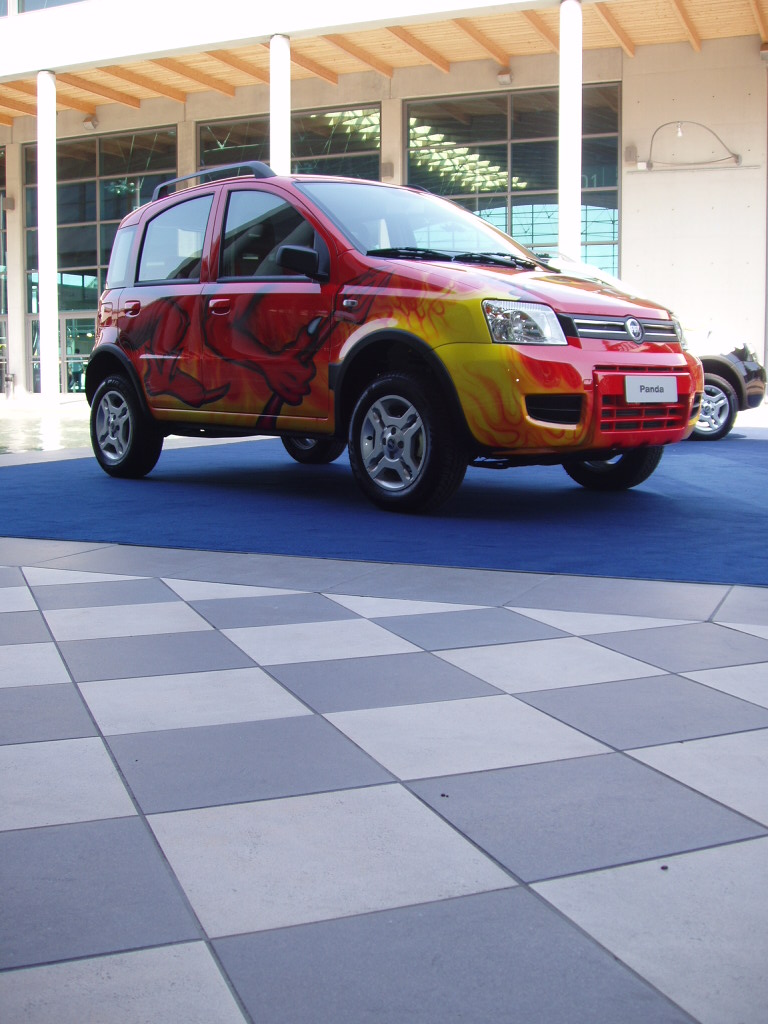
[200,185,337,431]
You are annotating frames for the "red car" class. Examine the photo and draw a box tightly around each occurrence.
[86,163,703,512]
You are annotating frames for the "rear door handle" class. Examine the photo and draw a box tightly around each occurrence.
[208,298,231,316]
[123,300,141,317]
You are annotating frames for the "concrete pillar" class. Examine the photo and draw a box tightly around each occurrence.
[558,0,583,261]
[269,34,291,174]
[4,144,27,393]
[177,120,197,177]
[380,98,403,184]
[37,70,60,398]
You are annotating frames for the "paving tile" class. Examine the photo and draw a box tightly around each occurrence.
[0,566,25,586]
[0,586,36,612]
[534,838,768,1024]
[59,629,255,682]
[371,607,565,650]
[326,695,607,779]
[191,592,358,629]
[22,567,144,586]
[326,593,484,617]
[0,610,51,645]
[215,889,692,1024]
[517,575,729,619]
[719,621,768,640]
[108,716,393,813]
[32,577,178,610]
[79,666,309,734]
[0,641,70,687]
[224,617,419,665]
[437,635,664,692]
[0,683,97,744]
[43,600,211,642]
[587,622,768,673]
[409,753,767,882]
[714,585,768,626]
[684,663,768,708]
[0,737,136,831]
[517,675,768,748]
[509,606,693,635]
[270,651,502,712]
[0,817,200,969]
[0,943,247,1024]
[164,578,299,600]
[0,538,100,565]
[630,729,768,825]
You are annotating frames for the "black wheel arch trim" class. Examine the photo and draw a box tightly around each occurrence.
[698,354,747,409]
[85,345,149,413]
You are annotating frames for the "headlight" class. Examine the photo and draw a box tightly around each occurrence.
[672,319,687,348]
[483,300,567,346]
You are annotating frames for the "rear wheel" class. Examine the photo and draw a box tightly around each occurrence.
[281,436,347,464]
[691,373,738,441]
[348,372,467,513]
[90,375,163,478]
[563,446,663,491]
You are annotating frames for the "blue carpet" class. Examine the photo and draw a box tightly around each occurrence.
[2,429,767,586]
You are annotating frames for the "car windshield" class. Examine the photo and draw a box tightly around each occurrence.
[295,179,544,268]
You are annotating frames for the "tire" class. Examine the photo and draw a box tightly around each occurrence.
[348,372,467,513]
[690,373,738,441]
[90,375,163,478]
[281,436,347,464]
[563,445,664,491]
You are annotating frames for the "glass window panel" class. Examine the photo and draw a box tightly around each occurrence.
[21,0,84,9]
[58,224,97,268]
[199,119,270,168]
[99,174,168,221]
[512,90,558,139]
[582,192,619,243]
[57,181,97,225]
[452,196,508,233]
[582,138,618,189]
[408,143,507,197]
[292,108,380,158]
[25,186,37,228]
[99,129,177,177]
[26,230,37,272]
[581,244,618,277]
[409,97,507,149]
[583,85,620,135]
[56,139,97,181]
[24,145,37,185]
[100,221,119,266]
[292,153,380,180]
[510,140,558,191]
[0,147,5,189]
[138,195,213,283]
[106,226,136,288]
[510,197,559,251]
[26,270,99,313]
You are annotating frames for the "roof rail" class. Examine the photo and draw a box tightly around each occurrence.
[151,161,276,202]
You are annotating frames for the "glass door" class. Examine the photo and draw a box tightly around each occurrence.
[27,314,97,393]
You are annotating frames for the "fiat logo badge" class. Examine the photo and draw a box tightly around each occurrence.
[626,317,644,342]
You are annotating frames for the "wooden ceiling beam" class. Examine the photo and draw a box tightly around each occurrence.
[205,50,269,85]
[747,0,767,41]
[104,65,187,104]
[669,0,702,51]
[324,34,394,77]
[593,3,635,57]
[452,17,509,65]
[522,10,560,52]
[56,72,142,108]
[288,49,339,85]
[0,93,38,117]
[387,25,450,73]
[0,112,15,126]
[151,57,237,96]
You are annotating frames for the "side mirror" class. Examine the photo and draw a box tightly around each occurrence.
[276,245,320,278]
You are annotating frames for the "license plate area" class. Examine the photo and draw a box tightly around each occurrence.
[624,375,678,404]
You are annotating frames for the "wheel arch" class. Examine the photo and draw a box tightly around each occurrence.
[85,346,147,411]
[699,355,747,410]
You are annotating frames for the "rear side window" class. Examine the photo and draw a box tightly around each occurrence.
[220,190,315,278]
[137,194,214,283]
[105,225,137,288]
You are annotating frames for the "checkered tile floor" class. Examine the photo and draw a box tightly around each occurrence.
[2,536,768,1023]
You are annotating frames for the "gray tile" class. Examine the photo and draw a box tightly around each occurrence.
[0,566,26,586]
[0,683,96,744]
[0,539,103,565]
[31,577,179,610]
[715,585,768,626]
[517,675,768,748]
[0,817,200,969]
[588,622,768,673]
[325,563,550,605]
[191,592,358,628]
[0,610,51,645]
[373,607,565,650]
[59,630,255,682]
[107,717,393,813]
[408,753,767,882]
[214,889,693,1024]
[270,652,502,712]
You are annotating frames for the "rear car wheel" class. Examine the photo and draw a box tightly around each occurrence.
[563,446,663,491]
[90,375,163,478]
[690,373,738,441]
[281,436,347,464]
[348,373,467,513]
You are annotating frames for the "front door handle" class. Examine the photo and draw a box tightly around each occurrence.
[209,298,231,316]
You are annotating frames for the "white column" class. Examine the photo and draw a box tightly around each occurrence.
[4,144,27,393]
[269,34,291,175]
[37,70,60,398]
[558,0,583,261]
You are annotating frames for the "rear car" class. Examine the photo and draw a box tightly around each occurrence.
[86,163,703,512]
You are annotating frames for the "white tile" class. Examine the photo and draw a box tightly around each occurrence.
[0,642,70,687]
[43,601,213,641]
[684,663,768,709]
[534,838,768,1024]
[224,618,420,665]
[717,622,768,641]
[0,943,247,1024]
[0,586,36,612]
[508,606,694,635]
[630,729,768,825]
[326,594,484,618]
[163,578,300,600]
[327,695,607,779]
[23,567,144,585]
[150,785,513,936]
[79,667,311,734]
[437,636,665,693]
[0,738,136,831]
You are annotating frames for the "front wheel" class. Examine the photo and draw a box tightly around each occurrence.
[281,436,347,464]
[690,374,738,441]
[563,446,663,491]
[90,375,163,478]
[348,373,467,513]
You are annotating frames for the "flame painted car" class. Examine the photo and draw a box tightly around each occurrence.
[86,163,703,512]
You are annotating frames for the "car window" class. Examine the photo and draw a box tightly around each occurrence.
[137,194,214,283]
[105,225,137,288]
[220,190,315,278]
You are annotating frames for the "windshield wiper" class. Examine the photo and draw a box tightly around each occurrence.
[450,251,539,270]
[366,246,452,261]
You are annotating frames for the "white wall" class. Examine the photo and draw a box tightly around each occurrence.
[621,37,767,362]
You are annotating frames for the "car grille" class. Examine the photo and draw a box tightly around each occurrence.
[596,366,692,432]
[571,316,678,344]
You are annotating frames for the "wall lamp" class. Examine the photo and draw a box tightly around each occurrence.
[635,120,741,170]
[497,68,513,86]
[82,115,98,131]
